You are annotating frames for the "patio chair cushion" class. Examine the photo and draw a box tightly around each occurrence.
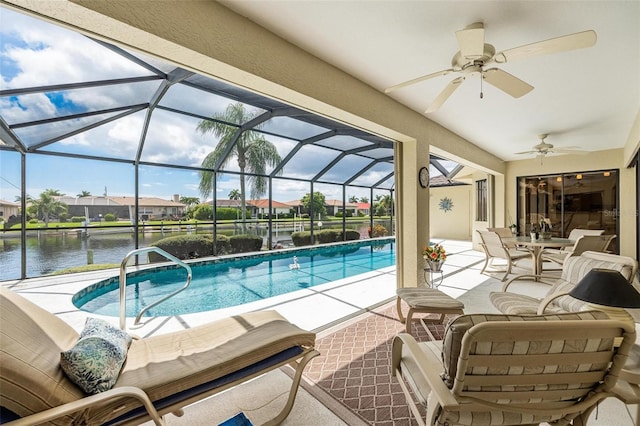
[60,318,132,394]
[440,310,610,388]
[552,254,634,312]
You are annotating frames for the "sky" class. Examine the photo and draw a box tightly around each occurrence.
[0,6,409,205]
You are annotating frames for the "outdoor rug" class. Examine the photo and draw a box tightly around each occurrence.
[302,301,449,425]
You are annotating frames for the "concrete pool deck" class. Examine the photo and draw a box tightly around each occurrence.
[0,259,398,338]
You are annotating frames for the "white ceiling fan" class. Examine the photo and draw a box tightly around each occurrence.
[385,22,597,113]
[515,134,586,163]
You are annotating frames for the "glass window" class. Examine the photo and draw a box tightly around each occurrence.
[476,179,487,221]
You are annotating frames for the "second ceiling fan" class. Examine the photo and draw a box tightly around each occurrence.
[516,134,586,164]
[385,22,596,113]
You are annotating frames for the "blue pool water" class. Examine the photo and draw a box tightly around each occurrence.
[74,238,395,317]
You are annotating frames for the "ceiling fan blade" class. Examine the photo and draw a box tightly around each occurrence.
[495,30,597,63]
[455,22,485,60]
[514,150,540,155]
[425,77,464,113]
[483,68,534,98]
[385,69,454,93]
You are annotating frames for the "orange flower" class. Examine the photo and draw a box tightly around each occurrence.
[422,243,446,262]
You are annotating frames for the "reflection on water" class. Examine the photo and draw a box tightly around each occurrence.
[0,221,390,280]
[1,230,169,279]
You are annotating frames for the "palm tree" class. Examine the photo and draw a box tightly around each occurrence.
[179,196,200,208]
[27,189,67,227]
[77,190,91,197]
[228,189,241,200]
[348,195,359,203]
[374,194,394,216]
[197,103,282,230]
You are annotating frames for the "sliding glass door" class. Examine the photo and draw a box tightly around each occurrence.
[516,169,619,253]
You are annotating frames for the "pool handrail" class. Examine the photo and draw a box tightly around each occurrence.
[119,247,192,330]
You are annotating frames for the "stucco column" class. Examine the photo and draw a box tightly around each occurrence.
[396,139,429,288]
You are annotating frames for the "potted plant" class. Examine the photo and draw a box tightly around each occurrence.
[539,218,553,239]
[423,243,447,272]
[508,223,517,235]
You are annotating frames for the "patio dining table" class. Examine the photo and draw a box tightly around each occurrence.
[502,236,574,276]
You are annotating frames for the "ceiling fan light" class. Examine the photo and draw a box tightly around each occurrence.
[556,177,562,182]
[576,174,583,180]
[604,171,611,177]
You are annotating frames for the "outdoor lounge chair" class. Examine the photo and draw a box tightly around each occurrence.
[392,311,636,426]
[0,287,318,425]
[489,251,637,315]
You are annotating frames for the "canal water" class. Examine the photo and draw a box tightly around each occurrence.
[0,221,390,280]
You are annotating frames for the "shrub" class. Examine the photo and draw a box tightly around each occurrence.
[229,234,263,253]
[368,224,388,238]
[104,213,117,222]
[71,216,86,223]
[291,229,360,245]
[216,207,241,221]
[316,229,339,244]
[193,204,213,221]
[58,213,68,223]
[342,230,361,241]
[148,234,230,262]
[291,231,312,246]
[28,218,38,224]
[215,235,231,254]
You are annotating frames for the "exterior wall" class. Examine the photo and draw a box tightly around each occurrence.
[0,201,19,220]
[429,186,472,241]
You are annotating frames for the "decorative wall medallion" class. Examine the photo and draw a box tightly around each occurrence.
[439,197,453,212]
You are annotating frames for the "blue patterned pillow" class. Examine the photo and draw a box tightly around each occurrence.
[60,318,132,394]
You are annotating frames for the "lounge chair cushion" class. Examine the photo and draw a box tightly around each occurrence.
[79,310,315,424]
[1,287,315,425]
[60,318,132,394]
[440,311,610,388]
[0,288,83,425]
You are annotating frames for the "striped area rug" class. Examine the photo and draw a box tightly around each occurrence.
[302,301,448,425]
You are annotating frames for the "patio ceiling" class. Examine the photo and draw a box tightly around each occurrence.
[219,1,639,162]
[0,7,465,193]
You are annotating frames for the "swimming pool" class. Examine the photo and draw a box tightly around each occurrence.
[73,238,395,317]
